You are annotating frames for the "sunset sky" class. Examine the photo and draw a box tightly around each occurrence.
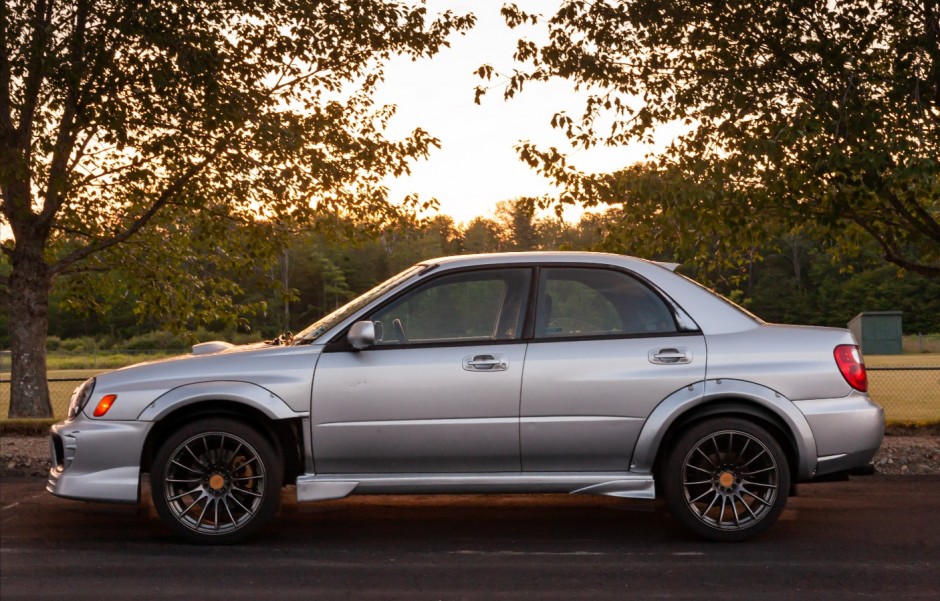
[375,0,680,224]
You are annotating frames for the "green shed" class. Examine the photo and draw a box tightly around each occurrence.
[847,312,903,355]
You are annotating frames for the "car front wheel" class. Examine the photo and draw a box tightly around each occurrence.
[662,417,790,542]
[151,417,282,544]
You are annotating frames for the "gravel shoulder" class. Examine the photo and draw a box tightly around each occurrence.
[2,433,938,479]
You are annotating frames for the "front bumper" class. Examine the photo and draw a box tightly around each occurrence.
[48,417,152,504]
[794,392,885,478]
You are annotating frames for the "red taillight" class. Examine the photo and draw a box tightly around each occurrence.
[834,345,867,392]
[93,394,117,417]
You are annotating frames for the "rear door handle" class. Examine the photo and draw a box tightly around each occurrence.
[462,354,509,372]
[649,347,692,365]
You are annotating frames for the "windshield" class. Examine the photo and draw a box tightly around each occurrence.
[293,263,429,343]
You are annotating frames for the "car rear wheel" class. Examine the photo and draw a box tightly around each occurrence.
[662,417,790,542]
[151,417,282,544]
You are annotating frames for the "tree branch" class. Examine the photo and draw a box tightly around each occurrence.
[883,188,940,243]
[18,0,54,147]
[851,214,940,277]
[50,143,229,275]
[0,0,13,136]
[38,0,88,228]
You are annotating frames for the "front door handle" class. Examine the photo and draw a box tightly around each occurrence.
[462,354,509,372]
[649,347,692,365]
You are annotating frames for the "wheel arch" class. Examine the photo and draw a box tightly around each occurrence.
[140,399,305,487]
[631,380,817,481]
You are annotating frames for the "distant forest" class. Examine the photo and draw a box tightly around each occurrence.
[12,198,937,349]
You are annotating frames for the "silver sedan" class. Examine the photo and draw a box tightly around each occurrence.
[48,252,884,543]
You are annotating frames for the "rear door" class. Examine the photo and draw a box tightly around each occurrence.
[521,266,706,471]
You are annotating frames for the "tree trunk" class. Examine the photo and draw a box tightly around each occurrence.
[7,241,53,419]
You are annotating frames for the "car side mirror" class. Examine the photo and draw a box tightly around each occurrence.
[347,321,375,350]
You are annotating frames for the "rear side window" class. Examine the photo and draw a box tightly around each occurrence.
[535,267,678,339]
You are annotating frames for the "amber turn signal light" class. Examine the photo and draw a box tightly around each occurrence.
[93,394,118,417]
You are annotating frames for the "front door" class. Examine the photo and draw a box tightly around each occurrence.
[311,267,532,474]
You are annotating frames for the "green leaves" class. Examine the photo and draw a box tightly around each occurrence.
[484,0,940,276]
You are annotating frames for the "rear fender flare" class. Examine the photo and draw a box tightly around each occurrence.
[630,379,817,480]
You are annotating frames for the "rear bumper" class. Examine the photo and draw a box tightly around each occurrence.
[793,392,885,479]
[47,417,151,503]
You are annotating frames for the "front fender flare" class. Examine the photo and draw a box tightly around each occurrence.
[630,379,817,480]
[137,381,306,422]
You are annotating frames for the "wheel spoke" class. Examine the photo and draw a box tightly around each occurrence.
[685,463,713,475]
[740,448,767,469]
[689,487,714,504]
[741,465,775,476]
[195,498,210,529]
[730,495,741,526]
[233,456,259,471]
[710,436,723,461]
[232,475,263,482]
[718,495,727,525]
[738,493,760,521]
[232,486,263,498]
[180,491,207,516]
[702,491,720,517]
[684,478,712,486]
[737,437,751,462]
[171,459,202,474]
[168,486,202,503]
[740,488,773,507]
[694,447,716,467]
[741,480,777,490]
[227,442,244,466]
[166,477,202,483]
[184,444,208,468]
[228,491,253,514]
[221,496,237,528]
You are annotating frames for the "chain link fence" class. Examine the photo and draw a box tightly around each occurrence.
[2,367,939,424]
[866,367,940,423]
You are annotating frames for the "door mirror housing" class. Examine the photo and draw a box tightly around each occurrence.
[348,321,376,350]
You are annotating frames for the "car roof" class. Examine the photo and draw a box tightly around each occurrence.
[419,251,679,271]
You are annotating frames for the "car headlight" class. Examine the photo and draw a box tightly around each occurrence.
[67,377,96,420]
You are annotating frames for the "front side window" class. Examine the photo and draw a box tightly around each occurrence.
[535,268,678,339]
[369,269,531,345]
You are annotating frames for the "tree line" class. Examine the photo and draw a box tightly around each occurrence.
[6,198,935,350]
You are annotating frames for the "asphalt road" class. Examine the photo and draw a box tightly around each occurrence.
[1,475,938,600]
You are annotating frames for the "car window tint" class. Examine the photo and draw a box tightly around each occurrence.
[535,268,678,338]
[370,269,531,345]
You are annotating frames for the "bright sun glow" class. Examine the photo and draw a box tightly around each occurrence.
[375,0,681,225]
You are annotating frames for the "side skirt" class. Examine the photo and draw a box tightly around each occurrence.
[295,472,655,502]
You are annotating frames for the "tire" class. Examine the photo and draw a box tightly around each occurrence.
[661,417,790,542]
[151,417,283,544]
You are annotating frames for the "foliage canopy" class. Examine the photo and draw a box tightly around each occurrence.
[478,0,940,276]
